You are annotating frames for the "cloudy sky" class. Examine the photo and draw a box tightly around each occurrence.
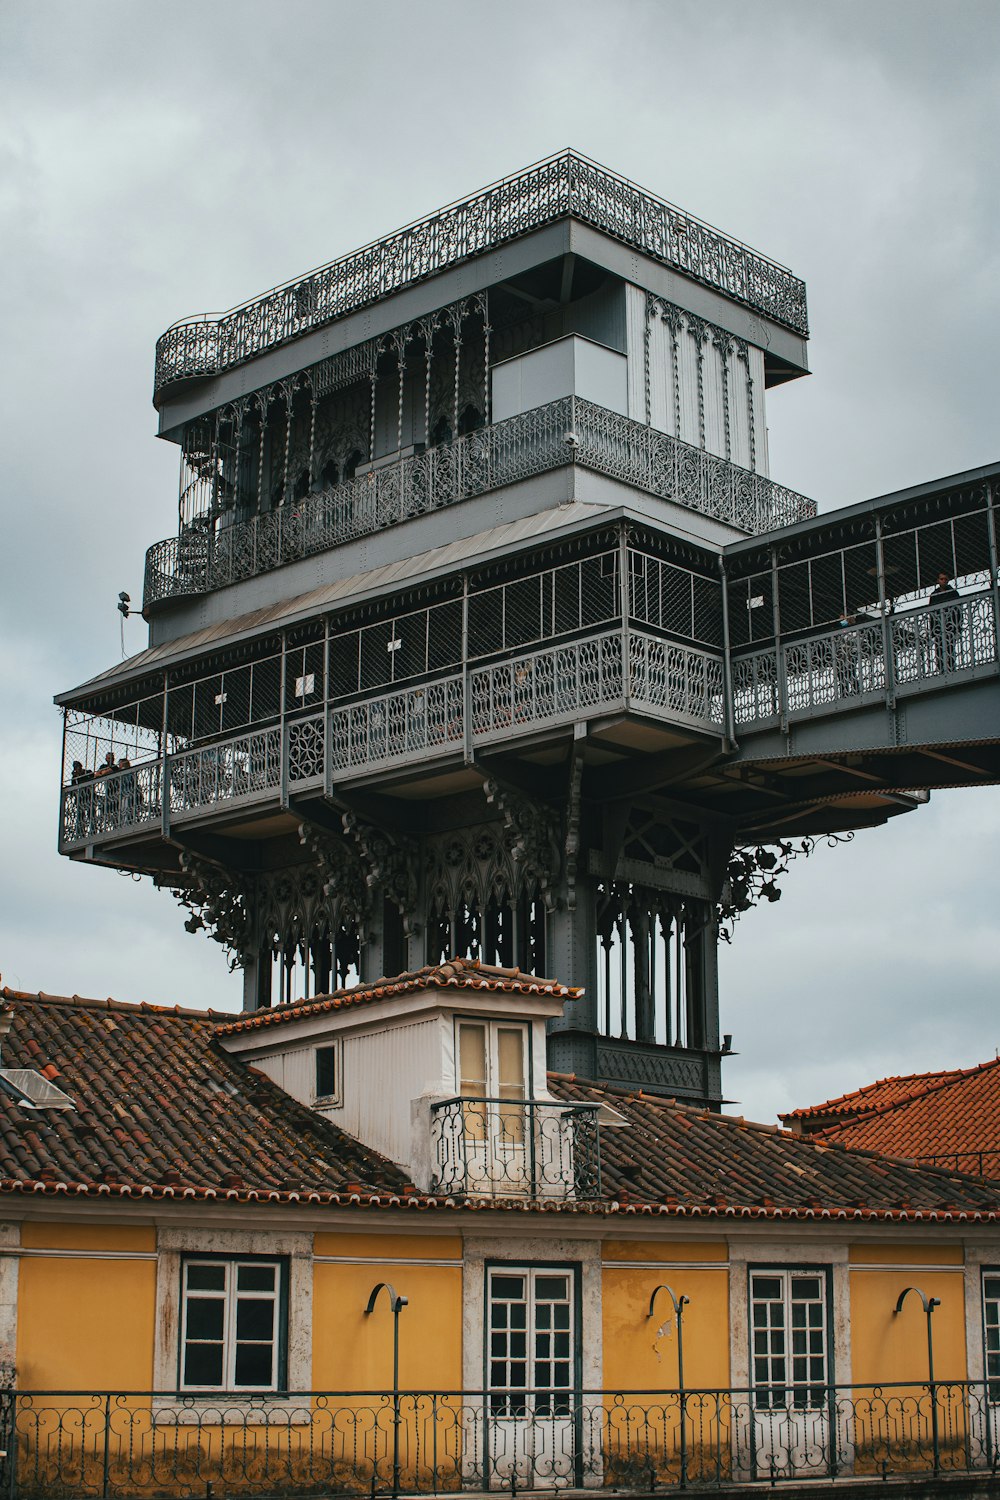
[1,0,997,1124]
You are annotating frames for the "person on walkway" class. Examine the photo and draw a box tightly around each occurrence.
[930,572,960,674]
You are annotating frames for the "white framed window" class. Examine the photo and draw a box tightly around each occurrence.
[750,1268,829,1410]
[983,1271,1000,1402]
[457,1019,528,1100]
[314,1041,341,1103]
[487,1265,577,1416]
[180,1257,287,1392]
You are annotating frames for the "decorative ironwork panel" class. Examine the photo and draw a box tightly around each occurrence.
[59,761,163,849]
[286,714,325,784]
[732,649,780,726]
[628,632,725,729]
[168,727,282,816]
[430,1097,601,1200]
[470,632,624,740]
[891,594,997,687]
[329,677,464,774]
[154,151,807,396]
[784,619,886,714]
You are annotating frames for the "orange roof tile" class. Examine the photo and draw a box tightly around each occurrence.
[781,1058,1000,1179]
[1,983,999,1220]
[214,957,582,1036]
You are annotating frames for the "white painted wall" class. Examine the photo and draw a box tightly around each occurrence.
[491,335,628,422]
[626,283,770,476]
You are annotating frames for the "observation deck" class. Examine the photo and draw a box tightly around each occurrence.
[143,398,814,610]
[60,461,1000,865]
[153,151,808,406]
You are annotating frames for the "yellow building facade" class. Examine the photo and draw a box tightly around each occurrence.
[1,974,999,1493]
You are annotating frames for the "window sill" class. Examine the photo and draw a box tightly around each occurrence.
[151,1393,313,1424]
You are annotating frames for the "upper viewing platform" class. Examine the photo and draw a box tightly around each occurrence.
[153,150,809,407]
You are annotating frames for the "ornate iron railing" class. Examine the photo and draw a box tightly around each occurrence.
[429,1097,601,1199]
[471,630,626,742]
[143,398,815,608]
[59,763,162,846]
[329,677,464,774]
[732,591,1000,727]
[4,1380,994,1497]
[166,726,283,816]
[629,633,725,730]
[154,151,808,399]
[59,590,1000,851]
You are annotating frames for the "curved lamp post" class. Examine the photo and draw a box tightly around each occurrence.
[365,1282,409,1496]
[648,1284,691,1488]
[894,1285,941,1475]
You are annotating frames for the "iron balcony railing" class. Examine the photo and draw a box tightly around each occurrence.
[3,1380,995,1497]
[142,397,816,608]
[732,591,999,727]
[153,150,808,399]
[59,625,729,850]
[59,592,1000,853]
[429,1097,601,1200]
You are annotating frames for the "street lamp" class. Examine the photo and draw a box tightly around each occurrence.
[894,1285,941,1474]
[648,1283,691,1488]
[364,1282,408,1497]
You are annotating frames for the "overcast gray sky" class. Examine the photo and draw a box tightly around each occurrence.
[1,0,997,1124]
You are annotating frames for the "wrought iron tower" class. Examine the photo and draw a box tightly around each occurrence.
[57,152,1000,1107]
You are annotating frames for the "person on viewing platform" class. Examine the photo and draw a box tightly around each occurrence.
[117,757,138,824]
[930,572,961,674]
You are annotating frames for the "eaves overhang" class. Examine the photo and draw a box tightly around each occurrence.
[723,457,1000,566]
[55,494,683,710]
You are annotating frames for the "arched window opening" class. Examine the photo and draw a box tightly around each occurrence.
[427,891,546,974]
[596,884,707,1048]
[458,403,483,437]
[429,415,452,448]
[268,921,361,1006]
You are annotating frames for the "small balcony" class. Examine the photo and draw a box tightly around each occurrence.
[429,1097,601,1200]
[143,396,815,608]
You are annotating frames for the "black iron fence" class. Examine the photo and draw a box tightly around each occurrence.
[429,1098,601,1200]
[3,1382,997,1498]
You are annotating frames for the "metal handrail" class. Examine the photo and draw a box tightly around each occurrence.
[143,396,816,608]
[154,151,808,398]
[3,1379,991,1496]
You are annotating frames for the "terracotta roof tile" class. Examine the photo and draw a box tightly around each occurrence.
[1,986,998,1221]
[547,1075,1000,1217]
[0,987,409,1199]
[213,958,582,1036]
[781,1059,1000,1178]
[781,1067,970,1125]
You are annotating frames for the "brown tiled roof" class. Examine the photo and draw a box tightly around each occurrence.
[1,986,998,1222]
[0,988,410,1202]
[214,958,582,1036]
[548,1075,1000,1220]
[780,1059,1000,1179]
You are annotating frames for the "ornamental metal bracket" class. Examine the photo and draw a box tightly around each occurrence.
[297,823,371,934]
[342,811,421,937]
[156,851,254,971]
[483,777,562,912]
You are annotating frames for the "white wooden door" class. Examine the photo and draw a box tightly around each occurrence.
[484,1267,579,1487]
[458,1021,528,1193]
[750,1271,831,1478]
